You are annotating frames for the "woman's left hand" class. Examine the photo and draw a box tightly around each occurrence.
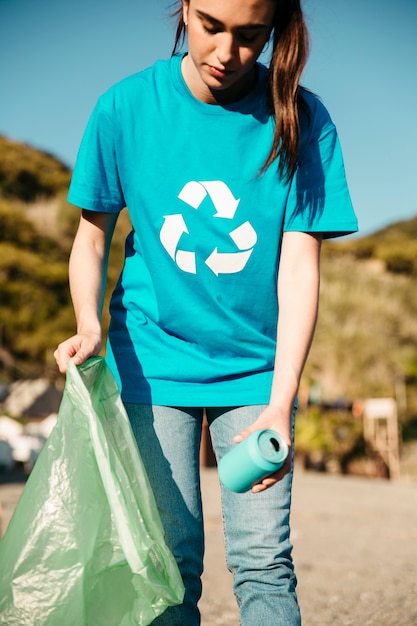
[232,404,293,493]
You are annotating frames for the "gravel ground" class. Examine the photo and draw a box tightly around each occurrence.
[1,466,417,625]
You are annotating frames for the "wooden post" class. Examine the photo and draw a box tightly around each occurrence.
[362,398,401,480]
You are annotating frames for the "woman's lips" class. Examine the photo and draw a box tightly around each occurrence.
[208,65,234,79]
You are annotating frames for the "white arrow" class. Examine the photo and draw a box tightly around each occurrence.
[200,181,240,219]
[178,181,207,209]
[159,214,188,260]
[229,221,257,250]
[205,248,253,276]
[176,250,197,274]
[178,180,240,219]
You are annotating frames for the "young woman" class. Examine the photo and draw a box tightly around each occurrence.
[55,0,358,623]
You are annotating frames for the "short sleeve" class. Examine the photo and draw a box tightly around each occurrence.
[283,94,358,239]
[68,92,125,213]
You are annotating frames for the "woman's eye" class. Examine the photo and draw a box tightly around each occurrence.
[201,23,263,45]
[237,32,261,45]
[204,25,221,35]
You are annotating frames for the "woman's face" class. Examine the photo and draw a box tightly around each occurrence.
[181,0,274,104]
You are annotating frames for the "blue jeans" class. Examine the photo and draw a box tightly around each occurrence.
[124,404,300,626]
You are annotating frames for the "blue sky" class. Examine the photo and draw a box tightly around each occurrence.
[1,0,416,236]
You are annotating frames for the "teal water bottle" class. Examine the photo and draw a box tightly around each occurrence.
[218,430,288,493]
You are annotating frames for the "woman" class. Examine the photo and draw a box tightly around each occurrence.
[55,0,358,623]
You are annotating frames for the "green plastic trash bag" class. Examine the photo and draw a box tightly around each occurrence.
[0,357,184,625]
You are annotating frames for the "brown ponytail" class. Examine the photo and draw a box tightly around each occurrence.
[172,1,310,181]
[264,0,309,180]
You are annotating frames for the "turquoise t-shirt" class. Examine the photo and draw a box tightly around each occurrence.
[68,54,358,406]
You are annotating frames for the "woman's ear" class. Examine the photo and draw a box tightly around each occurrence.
[182,0,189,27]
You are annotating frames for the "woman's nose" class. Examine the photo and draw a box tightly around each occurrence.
[215,33,236,66]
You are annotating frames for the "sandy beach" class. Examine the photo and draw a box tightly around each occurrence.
[200,466,417,626]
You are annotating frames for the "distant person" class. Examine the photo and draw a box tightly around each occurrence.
[55,0,358,624]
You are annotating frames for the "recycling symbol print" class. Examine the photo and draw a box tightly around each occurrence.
[159,180,257,276]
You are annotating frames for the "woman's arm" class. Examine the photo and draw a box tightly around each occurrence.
[54,209,118,373]
[234,230,323,492]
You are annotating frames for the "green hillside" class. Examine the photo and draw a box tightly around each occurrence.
[328,216,417,276]
[0,135,130,379]
[1,135,416,426]
[0,135,71,202]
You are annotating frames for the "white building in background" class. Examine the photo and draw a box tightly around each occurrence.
[0,376,61,474]
[0,414,57,473]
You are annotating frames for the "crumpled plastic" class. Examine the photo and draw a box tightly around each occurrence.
[0,357,184,625]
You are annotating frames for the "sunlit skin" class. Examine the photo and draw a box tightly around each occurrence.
[181,0,275,104]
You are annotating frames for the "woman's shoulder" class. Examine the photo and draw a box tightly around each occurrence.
[297,87,340,160]
[85,57,178,120]
[299,87,333,127]
[105,57,173,97]
[90,57,178,116]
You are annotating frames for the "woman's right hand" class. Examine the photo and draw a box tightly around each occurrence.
[54,210,118,375]
[54,332,102,374]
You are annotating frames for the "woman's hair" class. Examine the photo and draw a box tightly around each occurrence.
[172,0,310,181]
